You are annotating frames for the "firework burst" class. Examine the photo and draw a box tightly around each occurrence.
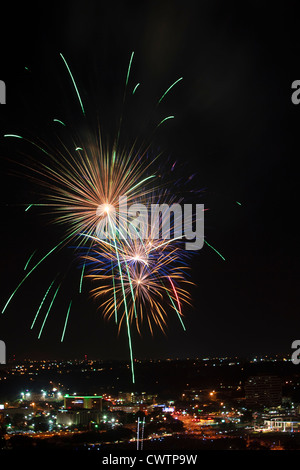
[1,51,212,384]
[83,234,193,336]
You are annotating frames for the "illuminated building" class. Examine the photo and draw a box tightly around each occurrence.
[245,375,282,407]
[263,417,300,432]
[64,394,102,411]
[117,391,157,405]
[110,404,149,414]
[57,394,103,427]
[57,409,102,426]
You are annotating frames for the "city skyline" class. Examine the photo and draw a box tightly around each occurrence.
[1,355,300,452]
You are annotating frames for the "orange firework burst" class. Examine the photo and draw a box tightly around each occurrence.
[82,212,194,336]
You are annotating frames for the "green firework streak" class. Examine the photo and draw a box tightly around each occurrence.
[60,53,85,115]
[31,278,57,329]
[61,300,72,342]
[38,283,61,339]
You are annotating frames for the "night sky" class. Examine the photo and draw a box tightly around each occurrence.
[0,1,299,362]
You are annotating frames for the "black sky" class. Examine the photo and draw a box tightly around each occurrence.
[0,1,299,361]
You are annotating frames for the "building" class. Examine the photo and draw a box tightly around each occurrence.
[57,409,102,426]
[245,375,282,407]
[262,417,300,432]
[57,394,103,427]
[118,391,157,405]
[110,404,149,414]
[64,395,102,411]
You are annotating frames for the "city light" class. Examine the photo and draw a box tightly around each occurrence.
[0,356,299,451]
